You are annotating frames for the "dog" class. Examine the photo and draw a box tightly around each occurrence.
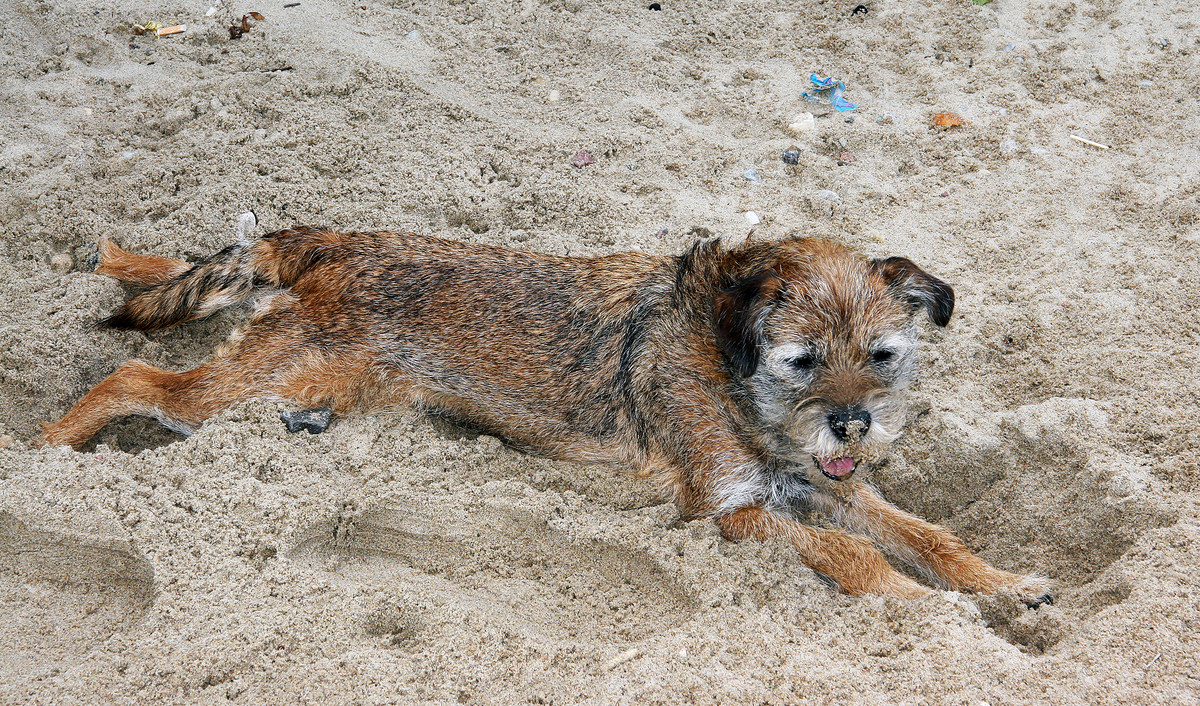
[40,228,1052,602]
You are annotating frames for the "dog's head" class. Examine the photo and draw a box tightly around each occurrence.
[713,238,953,481]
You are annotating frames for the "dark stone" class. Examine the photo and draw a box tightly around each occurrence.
[280,407,333,434]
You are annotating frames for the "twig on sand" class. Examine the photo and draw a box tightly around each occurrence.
[602,648,641,671]
[1069,134,1110,150]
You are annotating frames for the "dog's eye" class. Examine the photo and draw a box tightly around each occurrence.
[789,354,816,370]
[872,349,896,364]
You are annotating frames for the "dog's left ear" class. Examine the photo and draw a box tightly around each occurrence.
[714,269,785,378]
[873,257,955,326]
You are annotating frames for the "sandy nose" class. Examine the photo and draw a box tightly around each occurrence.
[828,407,871,442]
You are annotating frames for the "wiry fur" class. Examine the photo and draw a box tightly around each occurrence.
[40,229,1052,602]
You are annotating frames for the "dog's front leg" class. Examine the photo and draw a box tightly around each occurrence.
[715,506,928,598]
[810,482,1054,605]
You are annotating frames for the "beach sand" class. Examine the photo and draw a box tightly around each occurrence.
[2,0,1198,702]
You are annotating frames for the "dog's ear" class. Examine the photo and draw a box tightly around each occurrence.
[873,257,954,326]
[714,269,785,378]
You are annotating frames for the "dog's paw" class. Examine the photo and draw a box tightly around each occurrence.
[1010,574,1055,609]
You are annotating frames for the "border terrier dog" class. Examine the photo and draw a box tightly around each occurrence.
[41,228,1051,602]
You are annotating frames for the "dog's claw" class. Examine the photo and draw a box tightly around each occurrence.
[1024,593,1054,609]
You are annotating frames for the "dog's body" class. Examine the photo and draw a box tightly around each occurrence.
[41,228,1051,602]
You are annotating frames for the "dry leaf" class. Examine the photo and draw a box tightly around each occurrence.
[249,11,265,20]
[932,112,970,128]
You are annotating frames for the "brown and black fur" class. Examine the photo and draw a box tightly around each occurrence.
[41,228,1052,602]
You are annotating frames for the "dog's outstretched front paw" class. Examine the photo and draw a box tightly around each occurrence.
[1010,574,1055,609]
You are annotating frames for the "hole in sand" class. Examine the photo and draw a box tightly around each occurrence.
[879,399,1175,653]
[290,503,698,642]
[0,513,156,682]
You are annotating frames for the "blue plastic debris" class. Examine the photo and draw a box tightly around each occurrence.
[801,74,858,112]
[743,168,761,184]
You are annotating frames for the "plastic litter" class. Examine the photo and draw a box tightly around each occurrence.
[743,169,761,184]
[743,211,761,225]
[571,151,595,168]
[236,211,257,241]
[801,74,857,112]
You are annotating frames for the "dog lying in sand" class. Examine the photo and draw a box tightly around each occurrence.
[40,228,1052,602]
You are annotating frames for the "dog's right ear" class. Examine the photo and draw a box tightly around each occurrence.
[714,269,785,378]
[873,257,955,327]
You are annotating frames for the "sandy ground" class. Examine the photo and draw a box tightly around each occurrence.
[2,0,1199,702]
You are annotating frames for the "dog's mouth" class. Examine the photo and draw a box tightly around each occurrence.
[815,456,857,481]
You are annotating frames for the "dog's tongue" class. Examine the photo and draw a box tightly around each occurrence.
[819,456,855,478]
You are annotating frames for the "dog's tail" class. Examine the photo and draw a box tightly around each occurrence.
[101,226,345,331]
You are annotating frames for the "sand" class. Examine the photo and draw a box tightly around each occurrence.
[2,0,1199,702]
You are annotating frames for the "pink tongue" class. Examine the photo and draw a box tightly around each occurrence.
[820,457,855,477]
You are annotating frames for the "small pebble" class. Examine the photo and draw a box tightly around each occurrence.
[781,148,802,165]
[743,168,761,184]
[787,112,816,135]
[815,190,841,202]
[405,29,420,41]
[743,211,761,225]
[836,151,857,165]
[0,435,12,450]
[844,115,854,123]
[548,89,561,102]
[1000,43,1016,51]
[655,228,668,239]
[280,407,332,434]
[648,2,661,9]
[205,6,218,16]
[50,252,74,272]
[571,150,595,168]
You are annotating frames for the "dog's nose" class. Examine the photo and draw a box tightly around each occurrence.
[828,407,871,442]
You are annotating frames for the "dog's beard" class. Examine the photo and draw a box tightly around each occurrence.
[785,391,905,478]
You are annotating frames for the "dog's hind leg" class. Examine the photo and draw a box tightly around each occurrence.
[39,292,400,450]
[810,482,1054,606]
[38,360,220,449]
[95,237,191,286]
[716,505,929,598]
